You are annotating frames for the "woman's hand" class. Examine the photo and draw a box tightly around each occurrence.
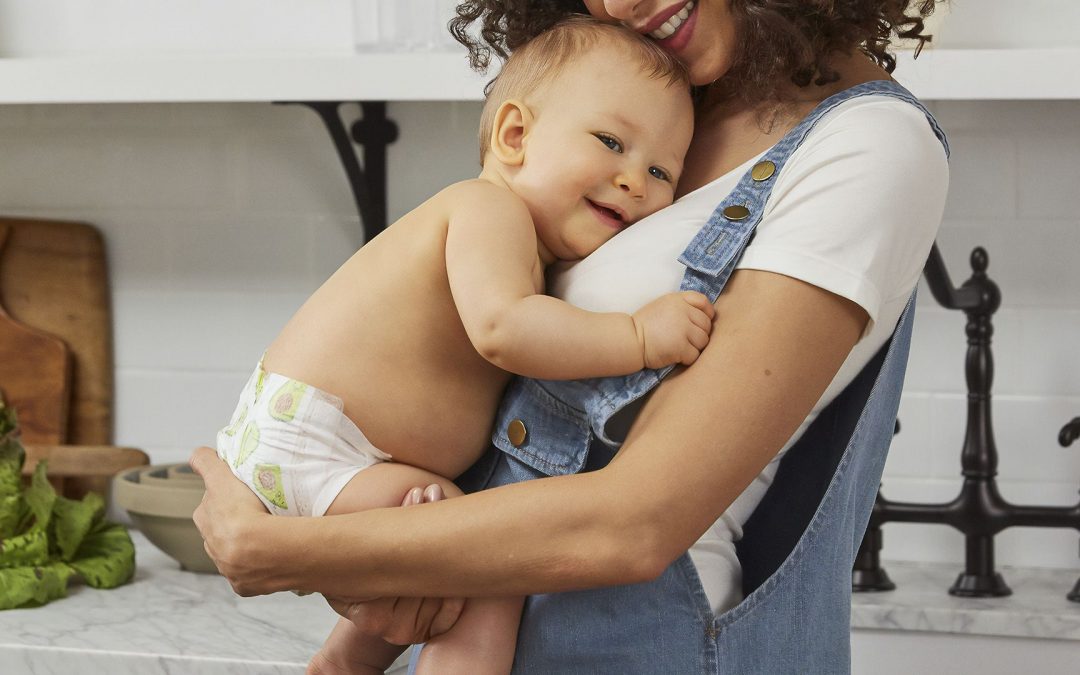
[322,482,465,645]
[324,594,466,646]
[191,446,465,641]
[189,445,275,595]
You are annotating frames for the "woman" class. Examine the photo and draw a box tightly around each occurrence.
[191,1,949,671]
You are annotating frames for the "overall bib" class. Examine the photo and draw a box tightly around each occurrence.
[411,80,949,674]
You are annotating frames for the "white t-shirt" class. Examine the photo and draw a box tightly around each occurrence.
[548,95,949,614]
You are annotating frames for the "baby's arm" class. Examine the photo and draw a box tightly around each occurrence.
[444,181,714,379]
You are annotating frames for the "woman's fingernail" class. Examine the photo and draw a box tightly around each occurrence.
[408,487,423,505]
[424,485,442,502]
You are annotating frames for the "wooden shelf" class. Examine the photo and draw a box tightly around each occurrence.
[0,48,1077,104]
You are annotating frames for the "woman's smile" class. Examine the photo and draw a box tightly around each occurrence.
[645,0,697,53]
[586,0,728,83]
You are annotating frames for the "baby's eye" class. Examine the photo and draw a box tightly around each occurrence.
[649,166,673,183]
[594,133,623,153]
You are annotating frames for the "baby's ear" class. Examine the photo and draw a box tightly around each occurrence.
[489,100,531,166]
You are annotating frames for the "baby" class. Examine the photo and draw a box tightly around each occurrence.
[216,16,706,675]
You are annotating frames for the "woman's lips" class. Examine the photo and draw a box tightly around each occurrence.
[643,0,695,38]
[652,2,698,55]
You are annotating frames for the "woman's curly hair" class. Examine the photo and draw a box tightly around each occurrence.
[450,1,944,109]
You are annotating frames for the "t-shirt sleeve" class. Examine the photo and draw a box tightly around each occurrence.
[734,97,949,336]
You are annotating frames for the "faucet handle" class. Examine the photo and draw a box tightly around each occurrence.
[1059,417,1080,447]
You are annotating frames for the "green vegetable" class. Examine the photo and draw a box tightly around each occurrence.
[0,399,135,610]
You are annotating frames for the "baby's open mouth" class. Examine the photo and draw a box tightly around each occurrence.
[587,199,626,227]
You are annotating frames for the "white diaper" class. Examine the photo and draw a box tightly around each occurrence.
[216,361,391,517]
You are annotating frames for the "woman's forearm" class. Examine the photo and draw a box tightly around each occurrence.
[264,467,661,599]
[247,466,648,596]
[237,270,864,601]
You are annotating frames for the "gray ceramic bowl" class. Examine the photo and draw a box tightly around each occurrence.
[113,464,217,574]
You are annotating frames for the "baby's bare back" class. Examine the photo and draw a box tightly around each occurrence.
[262,185,513,478]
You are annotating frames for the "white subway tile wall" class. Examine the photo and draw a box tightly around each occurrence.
[0,99,1077,569]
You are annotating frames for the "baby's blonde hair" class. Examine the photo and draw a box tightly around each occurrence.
[478,15,690,163]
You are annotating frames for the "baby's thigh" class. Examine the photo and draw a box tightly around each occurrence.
[323,462,463,515]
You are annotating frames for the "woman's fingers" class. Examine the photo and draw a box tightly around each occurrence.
[328,595,464,645]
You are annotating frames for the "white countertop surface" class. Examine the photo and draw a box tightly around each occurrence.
[851,561,1080,641]
[0,530,407,674]
[1,531,1077,673]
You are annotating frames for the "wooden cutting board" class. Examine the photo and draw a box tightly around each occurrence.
[0,218,113,498]
[0,224,71,443]
[0,218,112,446]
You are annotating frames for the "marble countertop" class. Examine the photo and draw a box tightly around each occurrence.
[851,561,1080,641]
[0,531,408,674]
[2,532,1078,673]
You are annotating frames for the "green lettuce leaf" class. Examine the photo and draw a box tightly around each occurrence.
[67,519,135,588]
[0,399,136,609]
[0,403,23,499]
[0,528,48,569]
[0,494,24,540]
[0,562,74,610]
[52,492,104,562]
[22,461,56,534]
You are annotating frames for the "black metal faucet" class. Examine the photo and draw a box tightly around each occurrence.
[853,245,1080,602]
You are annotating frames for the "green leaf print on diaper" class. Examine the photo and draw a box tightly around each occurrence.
[254,368,266,401]
[253,464,288,511]
[222,404,247,437]
[268,380,307,422]
[234,422,260,468]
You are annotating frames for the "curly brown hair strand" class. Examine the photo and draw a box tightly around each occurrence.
[450,1,945,108]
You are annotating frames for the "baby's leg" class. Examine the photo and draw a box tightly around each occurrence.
[313,463,521,675]
[308,619,402,675]
[415,593,523,675]
[310,464,463,675]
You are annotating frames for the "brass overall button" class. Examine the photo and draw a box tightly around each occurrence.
[507,419,528,447]
[722,204,750,221]
[751,160,776,181]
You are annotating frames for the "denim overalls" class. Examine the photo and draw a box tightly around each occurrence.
[410,80,948,674]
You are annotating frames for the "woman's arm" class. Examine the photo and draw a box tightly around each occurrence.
[192,267,866,599]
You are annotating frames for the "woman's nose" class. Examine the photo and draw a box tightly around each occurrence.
[596,0,646,22]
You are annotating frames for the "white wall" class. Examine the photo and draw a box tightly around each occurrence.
[0,96,1078,571]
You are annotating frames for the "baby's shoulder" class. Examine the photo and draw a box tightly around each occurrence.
[437,179,531,221]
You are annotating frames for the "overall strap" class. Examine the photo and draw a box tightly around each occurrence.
[677,79,948,300]
[586,80,949,447]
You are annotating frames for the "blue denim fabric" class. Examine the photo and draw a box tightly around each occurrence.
[410,80,947,674]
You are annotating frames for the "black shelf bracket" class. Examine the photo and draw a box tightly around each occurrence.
[279,101,399,243]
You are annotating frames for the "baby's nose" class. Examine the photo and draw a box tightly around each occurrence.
[616,170,647,198]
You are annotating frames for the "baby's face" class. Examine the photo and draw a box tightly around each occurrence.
[515,42,694,262]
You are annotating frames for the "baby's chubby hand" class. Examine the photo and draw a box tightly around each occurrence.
[631,291,715,369]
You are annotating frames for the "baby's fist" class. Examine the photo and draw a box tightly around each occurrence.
[632,291,715,369]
